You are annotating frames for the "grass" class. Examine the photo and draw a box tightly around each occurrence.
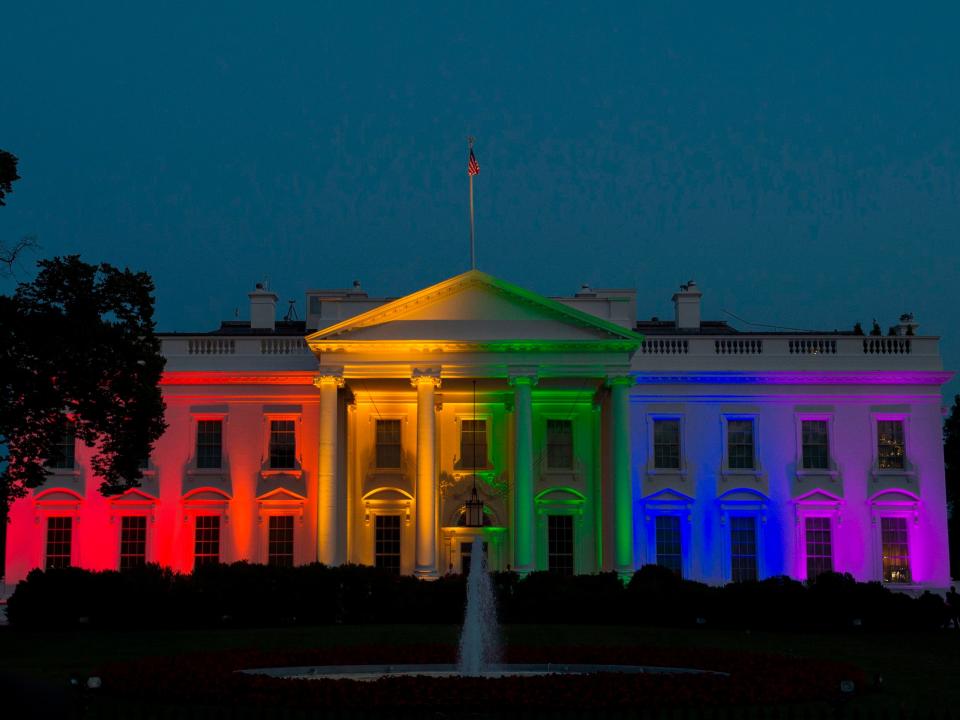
[1,623,958,716]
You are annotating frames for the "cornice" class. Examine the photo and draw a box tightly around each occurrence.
[162,371,318,386]
[632,371,954,386]
[309,339,640,354]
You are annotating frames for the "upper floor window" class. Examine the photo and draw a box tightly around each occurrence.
[546,419,573,470]
[49,425,76,470]
[726,420,755,470]
[45,516,73,569]
[375,419,402,469]
[460,419,487,469]
[196,420,223,469]
[801,420,830,470]
[877,420,906,470]
[269,419,296,469]
[880,516,911,583]
[653,419,680,470]
[120,516,147,570]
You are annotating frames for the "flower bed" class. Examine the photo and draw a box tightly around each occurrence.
[99,645,864,711]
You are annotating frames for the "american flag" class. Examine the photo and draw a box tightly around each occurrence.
[468,149,480,176]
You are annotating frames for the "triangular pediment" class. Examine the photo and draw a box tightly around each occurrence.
[307,270,641,353]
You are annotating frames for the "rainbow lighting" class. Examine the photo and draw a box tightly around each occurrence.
[3,271,953,590]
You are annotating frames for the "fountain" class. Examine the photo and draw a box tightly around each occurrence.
[457,537,500,676]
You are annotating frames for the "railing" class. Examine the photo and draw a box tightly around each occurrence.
[640,339,688,355]
[863,338,912,355]
[715,339,763,355]
[260,338,309,355]
[788,338,837,355]
[187,339,235,355]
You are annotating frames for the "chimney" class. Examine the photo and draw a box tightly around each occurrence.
[672,280,702,330]
[249,283,278,331]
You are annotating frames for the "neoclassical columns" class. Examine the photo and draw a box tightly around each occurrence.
[510,373,537,575]
[609,375,635,578]
[314,369,344,565]
[412,369,441,579]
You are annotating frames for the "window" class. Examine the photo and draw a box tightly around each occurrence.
[49,426,76,470]
[547,515,574,576]
[655,515,682,577]
[730,517,758,582]
[801,420,830,470]
[546,419,574,470]
[653,420,680,469]
[375,419,402,469]
[268,515,295,568]
[374,515,401,574]
[119,516,147,569]
[880,517,911,583]
[269,419,296,469]
[727,420,755,470]
[45,517,72,569]
[877,420,906,470]
[460,419,487,469]
[196,420,223,469]
[194,515,220,568]
[805,517,833,580]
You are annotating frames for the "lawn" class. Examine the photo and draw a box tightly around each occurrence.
[1,623,957,717]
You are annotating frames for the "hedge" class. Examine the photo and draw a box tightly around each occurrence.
[5,562,951,631]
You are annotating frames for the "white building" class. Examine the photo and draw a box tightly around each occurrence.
[4,270,953,590]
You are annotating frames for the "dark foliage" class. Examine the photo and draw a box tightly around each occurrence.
[0,149,18,206]
[0,256,167,510]
[946,394,960,578]
[7,562,950,632]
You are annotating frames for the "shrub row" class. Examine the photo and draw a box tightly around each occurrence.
[5,562,951,631]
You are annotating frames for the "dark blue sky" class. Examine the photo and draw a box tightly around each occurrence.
[2,3,958,396]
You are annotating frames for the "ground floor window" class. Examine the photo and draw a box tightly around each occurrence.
[804,517,833,580]
[547,515,574,576]
[268,515,295,567]
[45,516,73,569]
[194,515,221,568]
[655,515,682,577]
[460,541,489,574]
[880,517,911,584]
[730,516,758,582]
[120,516,147,570]
[375,515,401,574]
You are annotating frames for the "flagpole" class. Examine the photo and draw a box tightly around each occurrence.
[468,136,476,270]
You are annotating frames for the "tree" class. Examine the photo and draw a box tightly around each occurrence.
[0,148,37,275]
[0,149,19,206]
[945,395,960,579]
[0,256,168,513]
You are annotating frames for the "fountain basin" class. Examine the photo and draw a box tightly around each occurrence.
[240,663,727,682]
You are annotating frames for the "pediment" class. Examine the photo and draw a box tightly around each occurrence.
[307,270,641,353]
[794,488,843,505]
[642,488,694,505]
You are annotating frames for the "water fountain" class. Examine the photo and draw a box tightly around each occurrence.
[457,537,500,676]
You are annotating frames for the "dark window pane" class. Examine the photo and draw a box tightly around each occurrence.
[45,517,72,569]
[269,419,296,469]
[49,426,76,470]
[653,420,680,469]
[805,516,833,580]
[727,420,754,470]
[655,515,682,577]
[881,517,911,583]
[376,419,402,469]
[801,420,829,470]
[194,515,220,568]
[196,420,223,469]
[548,515,574,576]
[375,515,401,574]
[460,420,487,469]
[878,421,906,470]
[546,419,574,470]
[120,516,147,570]
[730,516,757,582]
[268,515,295,567]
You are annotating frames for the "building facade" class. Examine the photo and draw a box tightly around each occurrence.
[3,270,953,589]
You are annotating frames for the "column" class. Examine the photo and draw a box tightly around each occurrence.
[314,369,344,565]
[412,369,441,578]
[511,374,536,575]
[609,375,635,579]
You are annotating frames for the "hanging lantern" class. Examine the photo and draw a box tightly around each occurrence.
[464,483,485,527]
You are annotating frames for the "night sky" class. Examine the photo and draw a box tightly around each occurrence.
[2,4,958,396]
